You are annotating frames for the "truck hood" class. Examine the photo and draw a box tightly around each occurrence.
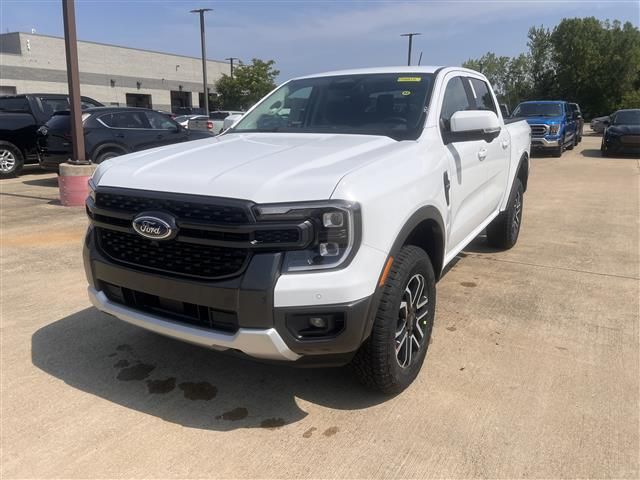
[95,132,399,203]
[519,115,564,125]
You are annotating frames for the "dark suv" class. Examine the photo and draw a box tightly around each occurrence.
[37,107,212,171]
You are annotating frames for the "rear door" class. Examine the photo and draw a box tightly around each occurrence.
[97,111,160,152]
[467,76,509,212]
[438,74,494,252]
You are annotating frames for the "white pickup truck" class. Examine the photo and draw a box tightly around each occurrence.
[84,67,530,393]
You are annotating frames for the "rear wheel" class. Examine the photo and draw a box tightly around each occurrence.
[94,149,123,164]
[486,178,524,250]
[0,143,24,178]
[351,246,436,394]
[567,135,575,150]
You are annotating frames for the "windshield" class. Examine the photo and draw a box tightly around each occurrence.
[613,110,640,125]
[512,102,563,117]
[229,73,435,140]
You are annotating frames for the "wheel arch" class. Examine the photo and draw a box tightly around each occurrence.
[517,152,529,192]
[389,206,446,280]
[91,142,128,162]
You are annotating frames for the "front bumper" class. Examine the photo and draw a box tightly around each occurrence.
[604,136,640,155]
[531,137,560,148]
[83,226,379,365]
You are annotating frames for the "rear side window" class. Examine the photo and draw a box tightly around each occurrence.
[39,97,70,117]
[0,97,29,112]
[468,78,497,113]
[98,111,150,129]
[440,77,472,131]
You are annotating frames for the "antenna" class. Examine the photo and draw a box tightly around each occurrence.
[418,51,423,66]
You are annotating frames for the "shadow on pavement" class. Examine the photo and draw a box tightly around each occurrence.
[32,308,390,431]
[23,176,59,187]
[581,148,639,159]
[461,233,502,255]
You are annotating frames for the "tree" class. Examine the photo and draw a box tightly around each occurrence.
[461,18,640,117]
[216,59,280,110]
[527,25,556,99]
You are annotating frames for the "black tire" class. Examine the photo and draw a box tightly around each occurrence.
[0,142,24,178]
[94,149,123,164]
[486,178,524,250]
[552,136,564,157]
[566,135,575,150]
[351,246,436,394]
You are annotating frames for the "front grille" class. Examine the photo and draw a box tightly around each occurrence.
[97,228,248,279]
[88,188,312,280]
[530,124,548,137]
[96,191,250,224]
[101,281,238,332]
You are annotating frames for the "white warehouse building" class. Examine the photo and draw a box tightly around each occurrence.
[0,32,231,112]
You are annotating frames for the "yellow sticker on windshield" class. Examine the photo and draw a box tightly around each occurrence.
[401,90,411,96]
[398,77,421,82]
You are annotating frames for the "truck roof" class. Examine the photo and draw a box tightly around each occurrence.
[293,66,445,80]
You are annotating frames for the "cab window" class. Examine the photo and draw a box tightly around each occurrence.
[468,78,497,113]
[439,77,472,131]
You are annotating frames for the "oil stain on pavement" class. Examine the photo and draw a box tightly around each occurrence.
[178,381,218,400]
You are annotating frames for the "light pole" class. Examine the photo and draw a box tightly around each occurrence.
[190,8,212,116]
[226,57,239,78]
[400,32,421,66]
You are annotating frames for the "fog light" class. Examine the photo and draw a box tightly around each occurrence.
[319,242,339,257]
[309,317,327,328]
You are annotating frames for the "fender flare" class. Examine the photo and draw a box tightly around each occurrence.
[361,205,446,344]
[91,142,128,161]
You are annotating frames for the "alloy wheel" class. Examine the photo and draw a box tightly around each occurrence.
[0,149,16,173]
[512,190,522,238]
[395,273,429,368]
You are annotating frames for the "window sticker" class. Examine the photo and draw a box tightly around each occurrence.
[397,77,422,82]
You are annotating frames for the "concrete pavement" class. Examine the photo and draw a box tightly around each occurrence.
[1,134,638,478]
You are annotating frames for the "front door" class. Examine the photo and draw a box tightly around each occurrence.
[438,75,493,253]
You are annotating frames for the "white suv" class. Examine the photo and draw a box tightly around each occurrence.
[85,67,531,392]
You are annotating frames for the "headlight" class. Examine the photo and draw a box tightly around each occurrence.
[88,178,97,201]
[549,124,560,135]
[253,201,360,272]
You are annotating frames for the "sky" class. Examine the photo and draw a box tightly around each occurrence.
[1,0,638,81]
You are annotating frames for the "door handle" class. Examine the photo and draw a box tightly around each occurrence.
[156,134,164,139]
[501,140,510,149]
[478,148,487,160]
[114,133,125,138]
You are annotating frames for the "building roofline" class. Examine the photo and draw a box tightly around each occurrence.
[1,31,229,65]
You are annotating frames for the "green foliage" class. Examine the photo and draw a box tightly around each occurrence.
[216,59,280,110]
[462,17,640,117]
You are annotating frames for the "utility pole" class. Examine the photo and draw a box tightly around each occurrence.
[400,32,421,66]
[226,57,239,78]
[190,8,212,115]
[62,0,86,163]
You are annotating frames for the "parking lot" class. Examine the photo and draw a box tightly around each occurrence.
[1,134,638,478]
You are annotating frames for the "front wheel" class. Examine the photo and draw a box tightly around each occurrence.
[0,143,24,178]
[351,246,436,394]
[486,178,524,250]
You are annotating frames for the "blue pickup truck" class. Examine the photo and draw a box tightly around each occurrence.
[511,100,578,157]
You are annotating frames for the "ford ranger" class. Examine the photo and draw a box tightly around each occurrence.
[84,67,531,393]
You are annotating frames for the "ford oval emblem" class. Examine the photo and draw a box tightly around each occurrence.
[132,213,176,240]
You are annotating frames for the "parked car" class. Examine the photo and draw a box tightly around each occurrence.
[511,100,578,156]
[174,114,207,128]
[0,93,102,177]
[36,107,211,171]
[590,115,610,133]
[568,103,584,143]
[601,109,640,157]
[84,67,531,393]
[209,110,244,134]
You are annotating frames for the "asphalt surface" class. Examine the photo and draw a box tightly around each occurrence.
[1,134,638,479]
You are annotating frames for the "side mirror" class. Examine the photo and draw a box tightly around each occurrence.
[447,110,501,143]
[603,119,610,126]
[222,113,242,131]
